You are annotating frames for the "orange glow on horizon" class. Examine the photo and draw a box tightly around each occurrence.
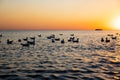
[0,0,120,30]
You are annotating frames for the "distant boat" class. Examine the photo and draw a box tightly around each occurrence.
[95,29,103,31]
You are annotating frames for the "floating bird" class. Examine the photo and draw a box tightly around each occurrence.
[59,34,63,36]
[47,36,52,39]
[107,34,113,36]
[7,39,13,45]
[68,39,71,42]
[21,43,30,47]
[105,37,110,43]
[18,39,21,42]
[51,39,55,43]
[30,36,35,40]
[111,36,117,40]
[47,34,55,39]
[27,40,35,45]
[68,37,75,42]
[70,34,74,36]
[61,39,65,44]
[23,37,28,41]
[38,34,41,37]
[101,37,104,42]
[73,38,79,43]
[116,33,119,35]
[55,38,60,41]
[0,34,2,37]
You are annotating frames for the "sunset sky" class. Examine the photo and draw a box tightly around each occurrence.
[0,0,120,30]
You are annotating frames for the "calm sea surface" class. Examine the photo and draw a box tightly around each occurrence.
[0,30,120,80]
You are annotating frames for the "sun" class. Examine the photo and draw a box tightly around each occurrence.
[113,17,120,30]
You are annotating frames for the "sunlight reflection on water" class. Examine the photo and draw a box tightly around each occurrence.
[0,30,120,80]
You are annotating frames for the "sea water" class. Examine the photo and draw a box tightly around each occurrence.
[0,30,120,80]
